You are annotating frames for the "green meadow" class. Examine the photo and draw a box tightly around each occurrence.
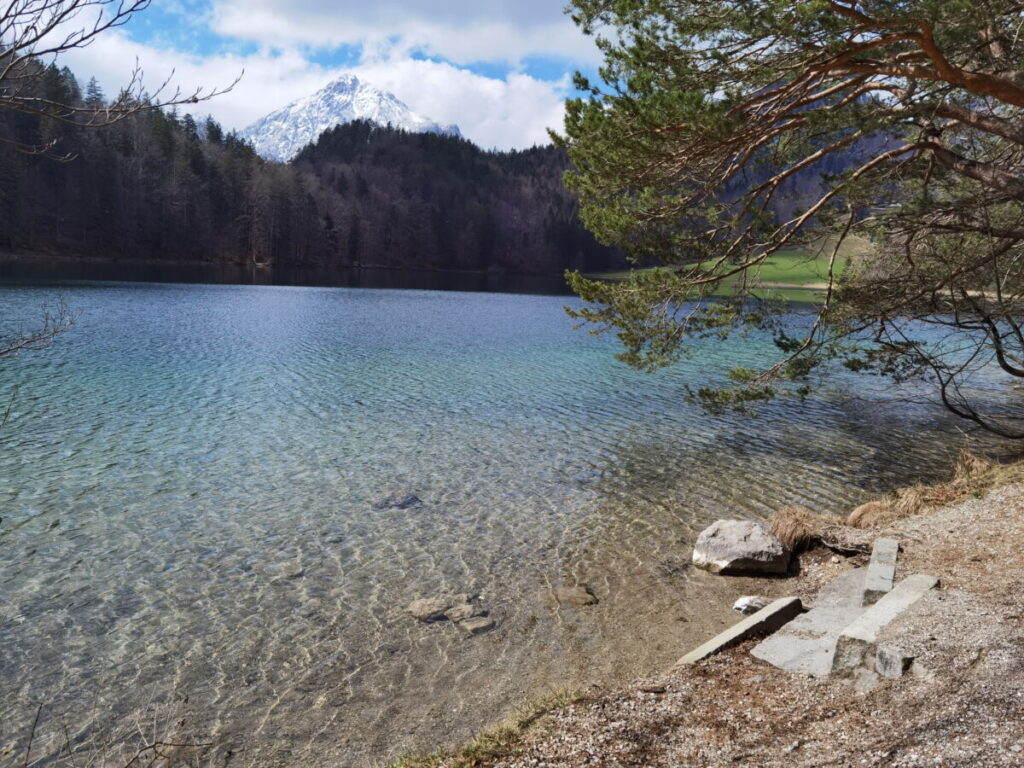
[586,237,872,303]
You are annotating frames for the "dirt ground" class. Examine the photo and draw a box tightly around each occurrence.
[461,483,1024,768]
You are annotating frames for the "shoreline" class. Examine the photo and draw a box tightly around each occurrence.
[0,250,574,279]
[393,453,1024,767]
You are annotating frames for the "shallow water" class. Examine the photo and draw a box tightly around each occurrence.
[0,280,975,767]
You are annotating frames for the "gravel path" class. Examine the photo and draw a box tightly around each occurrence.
[465,484,1024,768]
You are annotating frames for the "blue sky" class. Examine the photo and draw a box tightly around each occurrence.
[58,1,602,149]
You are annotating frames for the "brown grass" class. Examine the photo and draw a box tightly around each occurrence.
[952,447,995,481]
[846,449,1024,529]
[769,505,831,551]
[847,499,896,528]
[894,486,926,517]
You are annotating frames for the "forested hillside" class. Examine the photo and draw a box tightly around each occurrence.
[293,123,616,273]
[0,64,621,275]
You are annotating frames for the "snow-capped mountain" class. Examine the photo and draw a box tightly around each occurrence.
[241,74,461,162]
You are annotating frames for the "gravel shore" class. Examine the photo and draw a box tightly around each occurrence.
[462,483,1024,768]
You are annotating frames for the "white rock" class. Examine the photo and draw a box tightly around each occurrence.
[692,520,791,575]
[733,595,772,614]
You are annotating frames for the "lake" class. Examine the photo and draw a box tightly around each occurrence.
[0,276,976,766]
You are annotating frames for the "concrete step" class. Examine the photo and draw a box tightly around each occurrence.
[863,538,899,606]
[832,573,939,674]
[750,567,867,676]
[676,597,803,666]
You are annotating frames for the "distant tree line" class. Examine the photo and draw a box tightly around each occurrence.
[0,63,626,276]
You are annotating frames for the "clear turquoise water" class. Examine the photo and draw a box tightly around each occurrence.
[0,281,970,766]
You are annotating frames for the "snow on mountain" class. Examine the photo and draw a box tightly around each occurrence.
[241,74,461,162]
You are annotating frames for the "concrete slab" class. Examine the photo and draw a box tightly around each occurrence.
[871,538,900,564]
[832,573,939,673]
[676,597,802,666]
[751,567,866,676]
[863,538,899,606]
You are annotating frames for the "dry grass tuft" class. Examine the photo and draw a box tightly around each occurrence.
[894,486,926,517]
[847,487,938,528]
[770,505,827,551]
[952,448,995,482]
[845,449,1024,529]
[847,499,897,528]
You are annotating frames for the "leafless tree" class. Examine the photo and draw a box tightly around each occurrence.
[0,2,237,423]
[0,0,240,157]
[0,297,75,359]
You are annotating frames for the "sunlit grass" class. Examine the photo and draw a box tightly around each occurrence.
[584,236,872,302]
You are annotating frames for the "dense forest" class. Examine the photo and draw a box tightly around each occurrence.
[0,64,622,275]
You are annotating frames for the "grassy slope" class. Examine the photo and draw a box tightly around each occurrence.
[586,236,873,303]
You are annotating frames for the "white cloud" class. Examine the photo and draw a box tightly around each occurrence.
[49,0,596,149]
[58,31,570,150]
[208,0,599,67]
[352,59,568,150]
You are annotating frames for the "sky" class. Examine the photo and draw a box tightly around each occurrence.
[56,0,603,150]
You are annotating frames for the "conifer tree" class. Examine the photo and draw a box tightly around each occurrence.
[561,0,1024,437]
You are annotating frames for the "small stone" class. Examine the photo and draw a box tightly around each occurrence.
[458,616,495,635]
[831,556,841,564]
[733,596,771,614]
[270,566,306,585]
[554,585,598,606]
[638,684,666,694]
[372,493,423,511]
[875,646,914,679]
[911,662,936,682]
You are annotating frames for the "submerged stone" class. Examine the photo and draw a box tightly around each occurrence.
[372,493,423,511]
[692,520,790,575]
[458,616,496,636]
[554,585,599,606]
[406,593,476,623]
[444,602,485,622]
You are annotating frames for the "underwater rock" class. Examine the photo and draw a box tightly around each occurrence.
[372,493,422,511]
[458,616,496,636]
[444,602,486,622]
[554,585,599,606]
[406,593,474,622]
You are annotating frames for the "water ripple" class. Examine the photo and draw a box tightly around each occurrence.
[0,281,998,767]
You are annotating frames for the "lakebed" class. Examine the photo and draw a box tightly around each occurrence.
[0,278,1000,766]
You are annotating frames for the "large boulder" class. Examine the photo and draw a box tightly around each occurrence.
[692,520,791,575]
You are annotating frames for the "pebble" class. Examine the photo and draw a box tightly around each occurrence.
[459,616,496,636]
[553,585,598,606]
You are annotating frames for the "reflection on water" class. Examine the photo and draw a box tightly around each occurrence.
[0,278,990,767]
[0,257,574,295]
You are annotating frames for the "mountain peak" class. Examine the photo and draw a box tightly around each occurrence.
[242,74,462,162]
